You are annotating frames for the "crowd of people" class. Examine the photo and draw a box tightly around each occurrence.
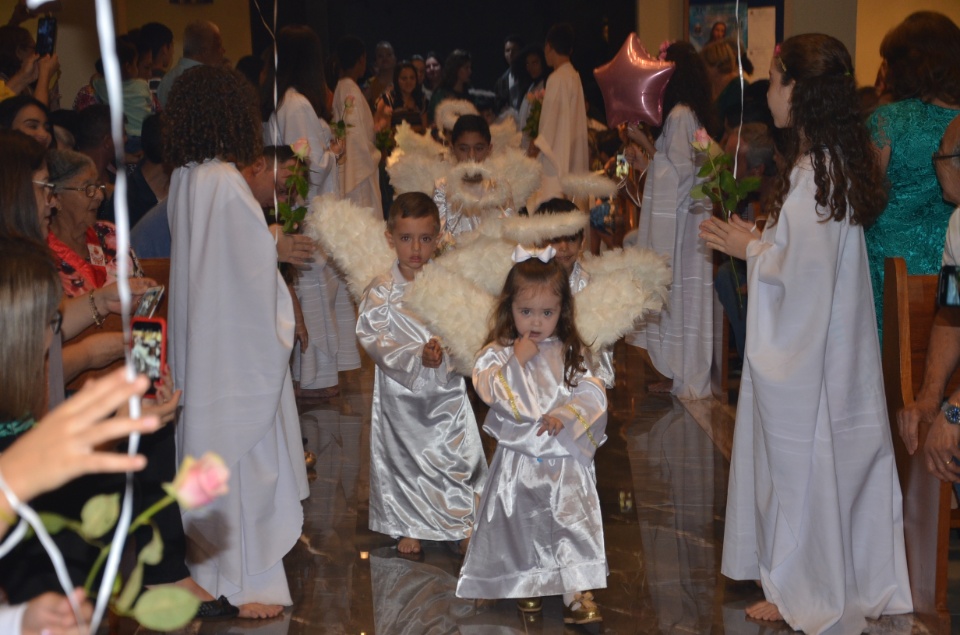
[3,2,960,633]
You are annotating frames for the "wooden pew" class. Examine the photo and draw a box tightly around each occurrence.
[881,256,960,624]
[65,258,170,391]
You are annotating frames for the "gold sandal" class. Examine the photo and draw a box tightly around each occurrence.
[563,591,602,624]
[516,597,542,613]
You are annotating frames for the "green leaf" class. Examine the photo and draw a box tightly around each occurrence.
[80,494,119,540]
[738,176,762,195]
[277,201,292,220]
[38,512,71,535]
[138,524,163,566]
[132,587,201,631]
[116,561,143,614]
[697,163,714,179]
[724,196,740,214]
[690,184,706,200]
[296,179,308,201]
[291,207,306,222]
[719,170,737,196]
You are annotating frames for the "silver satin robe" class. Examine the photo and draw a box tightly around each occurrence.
[457,339,608,599]
[570,261,615,389]
[357,263,488,542]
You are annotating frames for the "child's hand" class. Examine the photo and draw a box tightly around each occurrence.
[422,338,443,368]
[514,332,539,365]
[537,415,563,436]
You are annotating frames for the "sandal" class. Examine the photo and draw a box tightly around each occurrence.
[563,591,602,624]
[196,595,239,620]
[516,597,542,613]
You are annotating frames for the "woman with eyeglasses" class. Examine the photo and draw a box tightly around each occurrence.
[866,11,960,338]
[46,149,143,298]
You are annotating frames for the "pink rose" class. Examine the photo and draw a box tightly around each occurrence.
[691,127,712,152]
[163,453,229,510]
[290,138,310,161]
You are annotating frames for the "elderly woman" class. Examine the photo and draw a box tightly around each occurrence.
[46,149,143,297]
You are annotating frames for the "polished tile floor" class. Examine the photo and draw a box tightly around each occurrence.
[158,343,954,635]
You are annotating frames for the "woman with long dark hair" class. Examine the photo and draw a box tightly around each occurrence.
[375,61,428,134]
[427,49,473,123]
[627,41,717,399]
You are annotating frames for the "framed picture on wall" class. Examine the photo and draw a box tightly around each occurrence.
[687,3,748,51]
[684,0,784,79]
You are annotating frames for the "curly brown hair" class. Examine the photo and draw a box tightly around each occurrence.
[487,258,585,387]
[162,65,263,168]
[769,34,886,227]
[880,11,960,105]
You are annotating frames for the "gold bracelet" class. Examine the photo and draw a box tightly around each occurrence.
[89,289,105,327]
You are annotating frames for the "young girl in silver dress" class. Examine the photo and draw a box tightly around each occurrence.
[457,249,607,625]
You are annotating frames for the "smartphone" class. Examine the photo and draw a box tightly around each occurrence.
[131,317,166,396]
[615,153,629,179]
[35,16,57,57]
[134,285,165,318]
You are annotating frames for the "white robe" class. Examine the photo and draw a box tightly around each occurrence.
[457,339,607,599]
[168,159,308,605]
[721,158,912,634]
[267,88,361,389]
[532,62,589,208]
[334,78,383,211]
[629,105,714,400]
[357,263,487,541]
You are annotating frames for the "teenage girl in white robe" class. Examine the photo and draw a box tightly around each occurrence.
[628,42,716,400]
[700,34,911,634]
[264,25,360,398]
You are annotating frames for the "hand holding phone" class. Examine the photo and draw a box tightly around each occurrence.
[131,317,166,396]
[35,16,57,57]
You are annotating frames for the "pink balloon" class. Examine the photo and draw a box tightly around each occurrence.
[594,33,675,127]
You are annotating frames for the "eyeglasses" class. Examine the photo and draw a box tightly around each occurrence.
[58,183,107,198]
[33,179,56,200]
[933,152,960,162]
[49,310,62,335]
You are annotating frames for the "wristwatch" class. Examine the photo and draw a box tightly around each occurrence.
[942,401,960,425]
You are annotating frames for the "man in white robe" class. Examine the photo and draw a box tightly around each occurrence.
[530,23,589,209]
[169,158,309,616]
[334,36,383,212]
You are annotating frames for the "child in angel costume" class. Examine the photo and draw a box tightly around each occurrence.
[457,248,607,625]
[355,192,487,555]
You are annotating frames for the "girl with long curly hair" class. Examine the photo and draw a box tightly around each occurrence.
[700,34,912,633]
[164,64,309,620]
[458,253,608,626]
[626,41,717,399]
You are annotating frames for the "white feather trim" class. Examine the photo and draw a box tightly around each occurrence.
[575,267,668,351]
[386,153,446,195]
[433,234,516,296]
[490,118,522,152]
[499,211,588,245]
[393,120,445,160]
[404,262,495,375]
[560,172,617,200]
[435,99,479,133]
[304,194,395,302]
[488,150,542,205]
[444,162,511,212]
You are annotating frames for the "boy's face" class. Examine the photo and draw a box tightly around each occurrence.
[385,215,438,281]
[546,233,583,275]
[453,131,491,163]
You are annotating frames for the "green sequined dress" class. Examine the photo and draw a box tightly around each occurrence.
[867,99,959,337]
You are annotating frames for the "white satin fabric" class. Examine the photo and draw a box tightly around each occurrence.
[267,89,360,389]
[569,261,615,388]
[357,263,488,541]
[334,78,382,210]
[629,105,715,400]
[168,159,308,605]
[457,339,608,599]
[721,158,912,634]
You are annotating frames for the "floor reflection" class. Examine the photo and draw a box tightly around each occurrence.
[148,343,943,634]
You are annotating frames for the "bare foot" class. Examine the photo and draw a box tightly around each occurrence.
[397,537,421,554]
[238,603,284,619]
[745,600,783,622]
[648,380,673,394]
[147,577,215,602]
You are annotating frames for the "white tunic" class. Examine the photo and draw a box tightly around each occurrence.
[357,264,488,541]
[721,158,912,634]
[267,88,360,390]
[629,105,714,400]
[333,78,383,211]
[168,159,308,605]
[532,62,589,208]
[457,339,608,599]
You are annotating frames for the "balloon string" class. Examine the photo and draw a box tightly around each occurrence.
[732,0,745,182]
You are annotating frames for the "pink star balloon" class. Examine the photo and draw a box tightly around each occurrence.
[594,33,675,127]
